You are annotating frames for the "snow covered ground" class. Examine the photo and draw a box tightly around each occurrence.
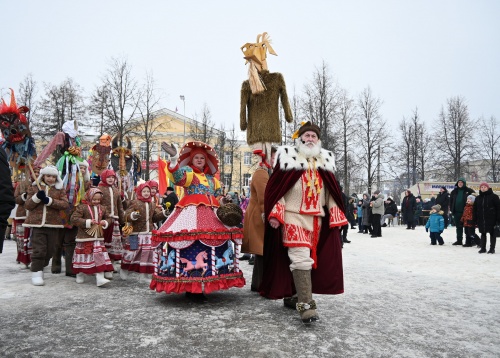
[1,224,499,358]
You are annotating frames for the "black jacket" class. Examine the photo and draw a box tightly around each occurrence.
[384,199,398,216]
[473,188,500,233]
[450,180,475,214]
[162,192,179,211]
[435,190,450,213]
[401,194,416,221]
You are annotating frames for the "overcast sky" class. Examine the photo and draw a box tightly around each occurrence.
[3,0,499,137]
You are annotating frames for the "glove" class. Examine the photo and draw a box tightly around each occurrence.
[425,227,428,232]
[36,190,46,200]
[42,197,50,205]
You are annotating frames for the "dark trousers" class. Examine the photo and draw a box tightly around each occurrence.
[52,226,78,274]
[480,229,497,251]
[429,232,444,245]
[443,212,449,228]
[341,224,348,241]
[464,227,480,245]
[31,227,60,272]
[453,212,464,241]
[357,217,363,230]
[251,254,264,292]
[372,214,382,236]
[405,216,413,229]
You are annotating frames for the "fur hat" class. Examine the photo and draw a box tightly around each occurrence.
[467,195,476,203]
[37,165,63,189]
[431,204,441,211]
[480,182,490,189]
[295,121,321,139]
[78,160,90,181]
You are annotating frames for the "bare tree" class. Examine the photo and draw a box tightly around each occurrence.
[98,57,139,145]
[436,96,477,181]
[336,89,357,194]
[224,125,241,192]
[480,116,500,182]
[18,73,38,128]
[215,124,227,185]
[301,61,340,152]
[281,87,302,146]
[189,104,216,145]
[88,84,109,137]
[133,72,164,180]
[356,87,387,193]
[37,78,86,140]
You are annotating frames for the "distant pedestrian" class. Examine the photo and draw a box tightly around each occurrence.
[425,204,444,245]
[473,182,500,254]
[370,190,384,237]
[401,190,417,230]
[435,187,450,228]
[449,178,475,245]
[460,195,480,247]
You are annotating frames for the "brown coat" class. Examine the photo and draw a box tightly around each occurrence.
[99,185,125,224]
[125,199,166,234]
[23,183,69,228]
[70,203,112,242]
[240,70,293,145]
[242,168,269,255]
[14,180,31,219]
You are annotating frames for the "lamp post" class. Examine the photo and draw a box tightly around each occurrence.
[180,95,186,143]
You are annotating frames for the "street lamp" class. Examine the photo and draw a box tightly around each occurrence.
[180,95,186,143]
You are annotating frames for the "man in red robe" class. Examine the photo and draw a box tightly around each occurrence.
[259,121,347,324]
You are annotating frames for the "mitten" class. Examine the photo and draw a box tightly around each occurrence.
[36,190,46,199]
[42,197,50,205]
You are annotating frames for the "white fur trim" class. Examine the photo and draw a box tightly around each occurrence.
[32,195,41,204]
[275,145,336,173]
[46,197,53,206]
[86,219,92,228]
[102,221,109,230]
[131,212,139,221]
[37,165,63,190]
[145,202,150,233]
[21,193,27,201]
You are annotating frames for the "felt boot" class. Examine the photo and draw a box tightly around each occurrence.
[120,268,129,280]
[96,272,110,287]
[292,270,319,324]
[104,272,113,280]
[32,271,44,286]
[76,273,85,284]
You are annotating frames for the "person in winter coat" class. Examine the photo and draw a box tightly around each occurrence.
[460,195,480,247]
[370,190,384,237]
[413,197,423,228]
[361,193,372,234]
[340,188,353,244]
[0,147,15,254]
[357,200,363,232]
[425,204,445,245]
[449,178,475,245]
[381,197,398,227]
[473,182,500,254]
[401,190,417,229]
[435,187,450,229]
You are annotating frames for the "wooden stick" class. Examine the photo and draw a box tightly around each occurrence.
[27,162,42,190]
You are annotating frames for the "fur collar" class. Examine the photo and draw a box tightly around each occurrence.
[275,145,336,173]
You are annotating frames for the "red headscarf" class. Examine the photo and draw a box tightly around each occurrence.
[147,180,159,190]
[135,182,152,202]
[99,169,117,187]
[84,188,104,204]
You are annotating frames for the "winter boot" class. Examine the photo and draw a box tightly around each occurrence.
[96,272,110,287]
[488,237,496,254]
[139,273,151,283]
[283,295,298,309]
[292,270,319,324]
[104,272,113,280]
[462,237,473,247]
[478,236,487,253]
[473,234,481,247]
[76,273,85,284]
[120,268,129,280]
[31,271,44,286]
[452,240,463,246]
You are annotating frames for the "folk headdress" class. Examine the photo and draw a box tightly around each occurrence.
[241,32,277,94]
[84,188,104,204]
[99,169,117,187]
[135,182,152,203]
[178,141,219,175]
[0,88,30,144]
[292,121,321,140]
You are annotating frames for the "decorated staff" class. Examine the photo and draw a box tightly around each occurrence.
[110,134,141,200]
[240,32,293,168]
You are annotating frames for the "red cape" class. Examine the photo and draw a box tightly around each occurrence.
[259,165,345,299]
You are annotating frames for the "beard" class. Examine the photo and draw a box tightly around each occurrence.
[297,140,322,158]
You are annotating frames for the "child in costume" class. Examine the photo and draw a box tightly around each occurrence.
[461,195,480,247]
[70,188,114,286]
[98,169,125,268]
[13,166,40,267]
[23,166,69,286]
[425,204,445,245]
[121,182,167,281]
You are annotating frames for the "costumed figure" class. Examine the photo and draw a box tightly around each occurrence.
[151,141,245,298]
[88,133,112,184]
[98,169,125,267]
[240,32,293,168]
[121,182,167,280]
[110,134,142,202]
[259,121,347,324]
[70,188,114,286]
[13,165,41,267]
[0,89,37,173]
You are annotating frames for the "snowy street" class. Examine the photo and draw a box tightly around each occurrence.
[1,225,499,358]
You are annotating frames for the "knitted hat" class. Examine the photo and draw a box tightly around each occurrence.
[431,204,441,211]
[38,165,63,189]
[374,190,380,195]
[467,195,476,203]
[480,182,490,189]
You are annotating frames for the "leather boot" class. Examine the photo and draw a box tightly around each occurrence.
[478,236,487,253]
[292,270,319,324]
[488,237,496,254]
[283,295,298,309]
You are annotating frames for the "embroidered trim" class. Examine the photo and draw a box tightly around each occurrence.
[296,300,317,312]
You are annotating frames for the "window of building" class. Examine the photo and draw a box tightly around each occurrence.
[223,173,232,187]
[243,152,252,165]
[243,173,251,187]
[139,142,147,161]
[224,151,232,165]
